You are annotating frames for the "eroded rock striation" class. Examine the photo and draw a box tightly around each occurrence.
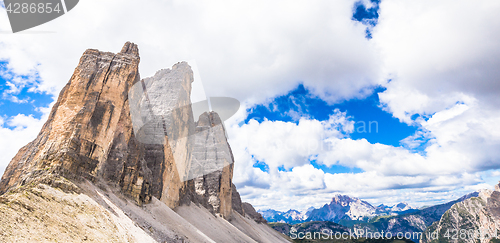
[0,42,289,243]
[0,42,142,192]
[0,42,234,219]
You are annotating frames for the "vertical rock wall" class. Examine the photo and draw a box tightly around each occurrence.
[0,42,235,219]
[0,42,140,191]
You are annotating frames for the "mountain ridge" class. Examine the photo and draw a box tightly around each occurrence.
[260,194,419,224]
[0,42,288,243]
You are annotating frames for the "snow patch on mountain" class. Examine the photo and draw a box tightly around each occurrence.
[262,194,418,223]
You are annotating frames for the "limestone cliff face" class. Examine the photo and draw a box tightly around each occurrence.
[188,112,234,217]
[0,42,141,192]
[421,188,500,243]
[0,42,235,219]
[232,183,245,216]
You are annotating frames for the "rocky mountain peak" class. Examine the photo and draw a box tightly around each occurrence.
[392,202,415,211]
[331,194,358,206]
[0,42,141,192]
[0,42,237,219]
[0,42,289,243]
[495,182,500,192]
[120,41,140,56]
[304,194,376,222]
[396,202,408,207]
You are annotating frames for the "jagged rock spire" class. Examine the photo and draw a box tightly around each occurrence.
[0,42,236,219]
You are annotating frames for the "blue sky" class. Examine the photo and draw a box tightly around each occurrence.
[0,0,383,126]
[246,84,420,174]
[1,0,500,212]
[243,0,414,176]
[0,62,53,122]
[352,0,380,38]
[244,1,404,148]
[246,84,418,147]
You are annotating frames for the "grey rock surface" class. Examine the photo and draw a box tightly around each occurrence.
[421,189,500,243]
[243,202,268,224]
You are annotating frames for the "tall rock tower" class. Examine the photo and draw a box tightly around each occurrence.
[0,42,234,218]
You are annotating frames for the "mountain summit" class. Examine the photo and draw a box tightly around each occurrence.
[0,43,287,243]
[307,194,377,222]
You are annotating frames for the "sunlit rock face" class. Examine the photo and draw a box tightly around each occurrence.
[0,42,235,219]
[0,42,142,195]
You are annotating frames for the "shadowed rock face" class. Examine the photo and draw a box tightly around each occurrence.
[232,183,245,216]
[243,202,267,224]
[0,42,235,219]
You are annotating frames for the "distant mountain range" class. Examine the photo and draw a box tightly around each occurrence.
[259,194,417,224]
[259,209,309,224]
[376,202,418,214]
[260,192,481,240]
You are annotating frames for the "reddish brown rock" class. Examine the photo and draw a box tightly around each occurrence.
[232,183,245,216]
[0,42,236,219]
[0,42,141,192]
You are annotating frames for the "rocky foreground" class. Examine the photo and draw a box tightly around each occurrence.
[0,42,289,243]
